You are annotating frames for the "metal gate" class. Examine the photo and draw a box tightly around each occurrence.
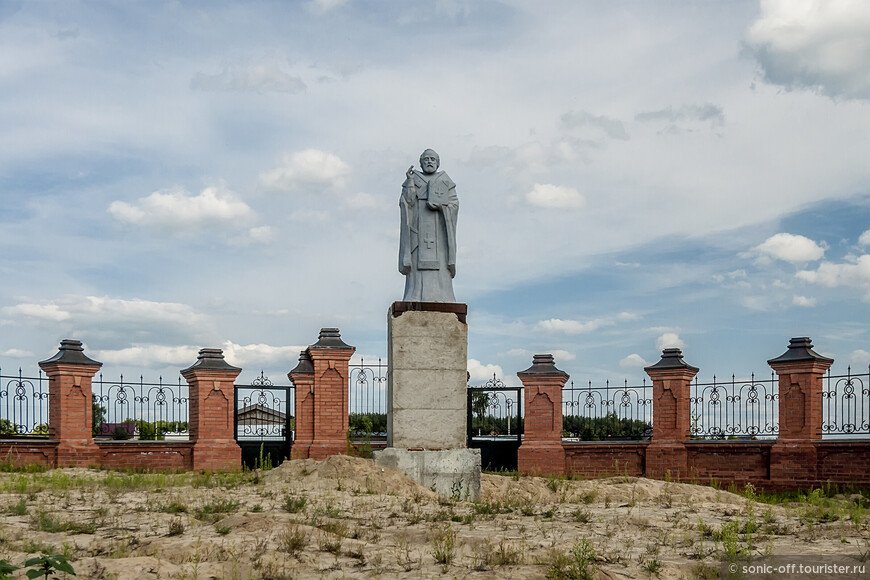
[467,376,522,471]
[234,372,294,469]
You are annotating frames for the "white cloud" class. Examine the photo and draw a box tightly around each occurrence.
[745,0,870,100]
[3,303,71,322]
[191,63,305,94]
[467,359,505,383]
[341,192,388,211]
[792,294,816,307]
[538,312,637,335]
[92,341,306,369]
[3,296,202,327]
[850,349,870,367]
[620,353,648,369]
[1,349,35,358]
[94,344,199,367]
[247,225,274,244]
[525,184,586,210]
[656,333,685,351]
[259,149,350,192]
[221,341,308,368]
[796,254,870,301]
[108,185,254,230]
[635,103,725,130]
[750,233,825,264]
[288,209,330,223]
[560,111,629,140]
[307,0,349,15]
[859,230,870,246]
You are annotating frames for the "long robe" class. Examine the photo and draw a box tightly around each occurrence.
[398,169,458,303]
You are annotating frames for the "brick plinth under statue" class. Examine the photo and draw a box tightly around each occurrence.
[374,301,481,500]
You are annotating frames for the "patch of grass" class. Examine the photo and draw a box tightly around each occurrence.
[279,524,308,556]
[194,498,239,522]
[431,523,456,567]
[6,496,27,516]
[284,494,307,513]
[543,537,596,580]
[31,510,97,534]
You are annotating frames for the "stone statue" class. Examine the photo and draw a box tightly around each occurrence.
[398,149,458,302]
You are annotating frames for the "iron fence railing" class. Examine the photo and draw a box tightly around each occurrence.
[562,379,652,440]
[235,372,294,441]
[348,358,388,436]
[92,373,189,440]
[467,375,522,441]
[822,365,870,436]
[0,368,50,437]
[690,373,778,438]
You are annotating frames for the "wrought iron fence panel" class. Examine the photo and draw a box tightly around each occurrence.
[92,373,189,439]
[0,367,49,436]
[467,375,523,441]
[234,372,294,441]
[822,366,870,436]
[348,358,387,415]
[690,373,778,438]
[348,358,388,437]
[562,379,652,440]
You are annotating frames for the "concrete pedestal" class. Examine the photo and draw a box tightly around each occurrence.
[374,448,481,501]
[378,302,480,499]
[386,302,468,449]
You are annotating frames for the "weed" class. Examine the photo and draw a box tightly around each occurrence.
[543,537,596,580]
[431,522,456,567]
[279,524,308,556]
[6,497,27,516]
[317,530,342,554]
[194,498,239,522]
[168,517,185,536]
[284,494,307,513]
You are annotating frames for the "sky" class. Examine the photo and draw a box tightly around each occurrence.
[1,0,869,388]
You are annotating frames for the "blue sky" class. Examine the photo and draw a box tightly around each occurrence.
[1,0,869,387]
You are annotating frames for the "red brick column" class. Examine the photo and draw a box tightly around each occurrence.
[305,328,355,460]
[39,339,102,468]
[517,354,569,475]
[181,348,242,471]
[768,337,833,486]
[288,350,315,459]
[644,348,698,480]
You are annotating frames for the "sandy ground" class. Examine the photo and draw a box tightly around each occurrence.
[0,455,868,579]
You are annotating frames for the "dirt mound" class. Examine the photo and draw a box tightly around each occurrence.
[482,474,747,508]
[263,454,439,500]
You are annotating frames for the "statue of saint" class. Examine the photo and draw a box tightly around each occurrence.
[398,149,458,302]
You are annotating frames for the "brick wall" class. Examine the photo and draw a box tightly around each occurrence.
[517,341,870,491]
[0,341,243,473]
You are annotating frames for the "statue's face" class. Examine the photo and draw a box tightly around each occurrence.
[420,150,440,174]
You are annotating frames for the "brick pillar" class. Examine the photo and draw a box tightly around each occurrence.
[517,354,569,475]
[39,339,102,468]
[305,328,355,460]
[288,350,315,459]
[768,337,833,486]
[181,348,242,471]
[644,348,698,480]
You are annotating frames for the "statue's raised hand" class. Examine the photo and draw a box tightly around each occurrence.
[406,166,415,179]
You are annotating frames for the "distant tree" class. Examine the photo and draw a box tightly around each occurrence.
[92,401,107,436]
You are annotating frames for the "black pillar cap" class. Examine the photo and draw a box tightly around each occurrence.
[517,354,569,378]
[309,328,354,349]
[767,337,834,365]
[289,350,314,374]
[644,348,699,372]
[181,348,241,373]
[39,339,102,367]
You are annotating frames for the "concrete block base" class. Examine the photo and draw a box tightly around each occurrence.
[374,447,481,501]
